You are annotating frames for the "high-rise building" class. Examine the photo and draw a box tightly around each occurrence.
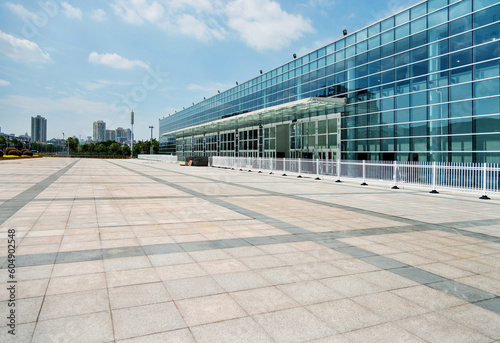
[116,127,126,143]
[93,120,106,142]
[125,129,132,143]
[159,0,500,163]
[31,115,47,143]
[105,129,116,141]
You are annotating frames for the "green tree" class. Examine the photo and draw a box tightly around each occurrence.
[122,144,131,156]
[110,142,122,155]
[95,143,107,154]
[66,137,79,154]
[0,135,6,150]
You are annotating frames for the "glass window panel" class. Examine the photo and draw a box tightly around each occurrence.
[381,17,395,31]
[346,34,355,46]
[474,60,500,80]
[412,106,428,121]
[368,23,381,37]
[356,41,368,53]
[396,37,410,53]
[450,117,473,134]
[335,49,345,61]
[412,61,428,77]
[473,4,500,28]
[474,41,500,62]
[450,100,473,117]
[412,76,427,91]
[449,32,472,52]
[449,15,472,36]
[396,66,409,81]
[412,91,428,107]
[381,97,394,111]
[381,111,394,124]
[382,70,395,84]
[368,35,381,49]
[428,23,448,43]
[356,29,368,42]
[449,0,472,20]
[429,103,449,120]
[474,79,500,97]
[368,74,381,87]
[346,45,356,58]
[411,121,428,136]
[395,123,410,136]
[476,134,500,151]
[381,56,395,70]
[450,66,473,84]
[474,23,500,45]
[395,24,410,39]
[411,17,427,34]
[368,61,381,75]
[428,56,449,73]
[396,10,410,26]
[411,32,427,49]
[381,29,395,44]
[475,114,500,133]
[475,97,500,116]
[411,3,427,20]
[382,83,395,96]
[451,83,472,100]
[450,49,472,68]
[474,0,499,10]
[395,51,410,66]
[428,87,449,104]
[428,8,448,28]
[396,94,410,108]
[381,42,395,58]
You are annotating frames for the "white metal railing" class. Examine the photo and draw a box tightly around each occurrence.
[210,157,500,198]
[138,154,179,163]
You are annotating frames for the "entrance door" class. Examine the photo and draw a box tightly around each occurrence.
[275,124,290,158]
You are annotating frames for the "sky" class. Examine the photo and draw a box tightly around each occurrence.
[0,0,422,142]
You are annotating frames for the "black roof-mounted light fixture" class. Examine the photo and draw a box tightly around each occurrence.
[236,81,238,85]
[218,90,220,93]
[204,97,206,100]
[260,70,263,74]
[293,53,297,59]
[192,102,194,105]
[343,29,348,36]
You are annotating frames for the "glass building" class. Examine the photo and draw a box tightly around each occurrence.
[160,0,500,163]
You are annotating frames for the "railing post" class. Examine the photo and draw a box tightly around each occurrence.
[391,161,399,189]
[480,163,491,200]
[315,158,321,180]
[270,157,274,174]
[430,162,439,194]
[361,160,368,185]
[258,157,262,173]
[336,159,342,183]
[297,158,302,178]
[282,158,287,176]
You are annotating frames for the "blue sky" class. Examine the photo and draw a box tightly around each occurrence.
[0,0,421,141]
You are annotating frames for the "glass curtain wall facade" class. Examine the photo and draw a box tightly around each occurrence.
[160,0,500,163]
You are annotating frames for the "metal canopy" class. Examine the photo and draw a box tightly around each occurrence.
[161,97,346,138]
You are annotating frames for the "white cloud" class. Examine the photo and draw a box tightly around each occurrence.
[225,0,314,52]
[61,2,82,20]
[88,52,149,70]
[91,8,108,22]
[81,79,133,91]
[0,30,52,63]
[187,82,233,95]
[176,14,226,41]
[0,79,10,86]
[111,0,165,25]
[4,2,38,21]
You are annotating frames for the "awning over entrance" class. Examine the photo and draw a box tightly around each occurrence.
[161,97,346,138]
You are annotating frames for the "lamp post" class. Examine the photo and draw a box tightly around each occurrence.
[131,111,134,158]
[149,126,154,155]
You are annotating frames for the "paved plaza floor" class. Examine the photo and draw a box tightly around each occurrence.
[1,157,499,343]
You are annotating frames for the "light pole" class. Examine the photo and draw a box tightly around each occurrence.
[131,111,134,158]
[149,126,154,154]
[62,132,65,153]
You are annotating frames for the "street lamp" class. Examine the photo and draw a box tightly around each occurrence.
[149,126,154,154]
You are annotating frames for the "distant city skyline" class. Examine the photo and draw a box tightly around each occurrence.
[0,0,421,140]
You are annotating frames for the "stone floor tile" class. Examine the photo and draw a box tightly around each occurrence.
[343,323,426,343]
[307,299,384,333]
[104,256,152,272]
[51,260,104,278]
[175,293,247,326]
[357,270,419,290]
[116,328,196,343]
[106,267,160,288]
[352,291,428,321]
[33,312,114,343]
[191,317,274,343]
[438,304,500,340]
[199,258,249,274]
[164,275,224,300]
[0,297,43,327]
[212,270,270,292]
[39,289,109,320]
[113,302,185,340]
[147,252,195,266]
[391,285,467,311]
[155,263,207,281]
[253,307,336,343]
[278,280,343,305]
[109,282,171,309]
[229,286,300,315]
[320,275,384,297]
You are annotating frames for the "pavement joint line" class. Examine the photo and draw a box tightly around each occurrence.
[0,160,78,226]
[109,160,500,315]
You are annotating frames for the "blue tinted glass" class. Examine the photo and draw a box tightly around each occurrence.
[474,60,500,79]
[382,70,395,84]
[396,80,410,94]
[345,34,355,46]
[449,0,471,20]
[474,78,500,97]
[411,17,427,34]
[450,49,472,68]
[381,17,395,31]
[451,83,472,101]
[450,32,472,52]
[356,29,368,42]
[428,87,449,104]
[412,61,428,77]
[412,46,427,62]
[368,23,381,37]
[346,45,356,57]
[411,32,427,49]
[428,0,448,12]
[474,23,500,44]
[336,39,345,50]
[428,8,448,28]
[449,100,473,117]
[450,117,473,134]
[428,23,448,43]
[381,43,395,57]
[473,4,500,28]
[396,108,410,122]
[449,15,472,36]
[381,29,395,44]
[395,24,410,39]
[356,41,368,53]
[396,10,410,26]
[381,56,395,70]
[450,66,472,84]
[396,38,410,53]
[474,0,499,10]
[368,35,381,49]
[368,61,381,74]
[411,3,427,19]
[474,41,500,62]
[412,91,428,107]
[475,99,500,116]
[335,49,345,61]
[368,48,380,62]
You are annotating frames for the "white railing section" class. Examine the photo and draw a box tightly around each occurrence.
[210,157,500,197]
[138,154,179,163]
